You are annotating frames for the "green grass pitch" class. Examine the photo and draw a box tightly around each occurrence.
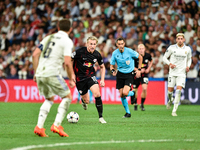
[0,103,199,150]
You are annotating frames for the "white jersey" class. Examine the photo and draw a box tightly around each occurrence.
[35,31,73,77]
[163,44,192,77]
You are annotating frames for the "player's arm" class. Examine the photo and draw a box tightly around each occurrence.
[110,53,117,76]
[163,47,176,69]
[145,59,153,74]
[110,64,117,76]
[186,48,192,72]
[136,54,143,78]
[32,47,42,82]
[99,63,105,87]
[64,56,75,88]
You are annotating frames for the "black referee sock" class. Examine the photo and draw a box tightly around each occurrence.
[95,96,103,118]
[134,98,137,105]
[131,94,135,105]
[141,98,145,106]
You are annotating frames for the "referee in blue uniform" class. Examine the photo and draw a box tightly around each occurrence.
[110,37,143,118]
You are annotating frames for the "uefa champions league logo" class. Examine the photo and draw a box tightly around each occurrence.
[0,79,9,102]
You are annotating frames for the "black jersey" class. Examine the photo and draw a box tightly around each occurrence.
[72,47,103,82]
[134,52,152,70]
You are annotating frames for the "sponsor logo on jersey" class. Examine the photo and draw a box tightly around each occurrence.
[84,62,93,67]
[142,64,146,67]
[0,79,9,102]
[126,60,130,65]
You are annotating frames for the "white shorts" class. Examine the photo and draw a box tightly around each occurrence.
[36,76,71,99]
[168,75,186,88]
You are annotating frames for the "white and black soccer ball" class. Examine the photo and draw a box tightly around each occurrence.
[67,111,79,123]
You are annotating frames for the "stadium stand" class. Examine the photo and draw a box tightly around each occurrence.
[0,0,200,81]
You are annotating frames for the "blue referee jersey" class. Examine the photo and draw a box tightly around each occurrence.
[110,47,139,73]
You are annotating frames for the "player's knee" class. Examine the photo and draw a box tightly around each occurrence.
[84,99,89,104]
[123,91,129,97]
[93,92,101,98]
[64,93,72,100]
[142,88,147,93]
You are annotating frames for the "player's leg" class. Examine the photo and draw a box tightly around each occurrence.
[50,76,72,137]
[172,76,185,116]
[140,76,149,111]
[120,85,131,117]
[89,79,106,123]
[89,90,94,103]
[34,77,54,137]
[90,84,106,123]
[81,92,90,110]
[133,88,138,110]
[76,80,89,110]
[140,83,148,111]
[167,76,176,109]
[131,78,140,110]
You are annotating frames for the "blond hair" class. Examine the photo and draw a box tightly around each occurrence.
[87,36,98,44]
[138,44,145,49]
[176,33,185,38]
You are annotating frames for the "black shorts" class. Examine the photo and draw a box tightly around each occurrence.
[116,71,134,89]
[76,76,98,95]
[133,73,149,88]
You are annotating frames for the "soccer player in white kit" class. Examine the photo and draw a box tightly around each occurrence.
[163,33,192,116]
[32,19,75,137]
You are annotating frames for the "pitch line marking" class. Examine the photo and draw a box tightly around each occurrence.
[10,139,195,150]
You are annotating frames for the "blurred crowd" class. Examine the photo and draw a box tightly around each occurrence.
[0,0,200,81]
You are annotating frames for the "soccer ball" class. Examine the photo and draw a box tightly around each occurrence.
[67,111,79,123]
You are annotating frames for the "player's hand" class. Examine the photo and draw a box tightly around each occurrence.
[145,68,150,74]
[69,79,75,88]
[136,70,141,78]
[186,67,190,72]
[141,68,145,73]
[169,63,176,69]
[100,80,105,87]
[112,71,117,76]
[33,75,36,82]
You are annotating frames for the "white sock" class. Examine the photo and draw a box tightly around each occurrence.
[37,100,53,128]
[168,91,173,102]
[172,90,181,113]
[54,98,71,126]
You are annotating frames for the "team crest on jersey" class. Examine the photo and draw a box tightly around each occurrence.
[72,51,76,58]
[93,59,97,63]
[145,59,148,63]
[126,60,130,65]
[185,51,187,54]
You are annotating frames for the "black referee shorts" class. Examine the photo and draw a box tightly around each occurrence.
[116,71,134,89]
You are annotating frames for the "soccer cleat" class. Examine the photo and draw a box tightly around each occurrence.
[34,125,48,137]
[99,117,107,123]
[166,98,174,109]
[82,102,88,110]
[166,101,172,109]
[81,99,88,110]
[122,113,131,118]
[140,105,145,111]
[50,124,69,137]
[134,104,138,111]
[172,112,177,116]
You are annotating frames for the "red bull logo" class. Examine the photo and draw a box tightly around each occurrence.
[84,62,93,67]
